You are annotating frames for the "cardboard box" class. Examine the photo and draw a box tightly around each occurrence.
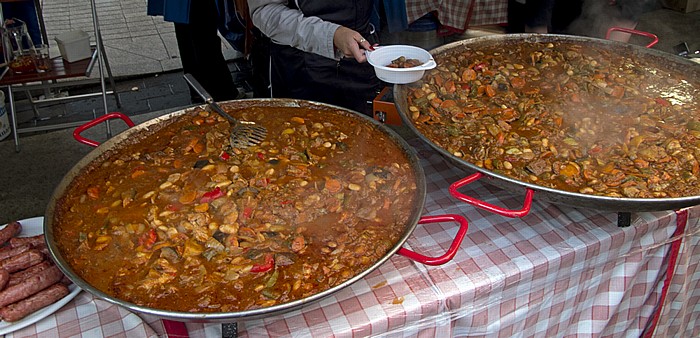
[54,30,91,63]
[663,0,700,13]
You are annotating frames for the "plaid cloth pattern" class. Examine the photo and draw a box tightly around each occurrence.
[405,0,508,31]
[6,137,697,337]
[653,207,700,337]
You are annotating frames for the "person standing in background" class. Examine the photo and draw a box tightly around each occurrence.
[507,0,556,33]
[147,0,238,102]
[247,0,382,116]
[507,0,584,34]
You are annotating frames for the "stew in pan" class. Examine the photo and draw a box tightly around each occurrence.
[52,104,418,312]
[406,40,700,198]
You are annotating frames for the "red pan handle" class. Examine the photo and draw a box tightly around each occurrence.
[397,214,468,266]
[606,27,658,48]
[73,112,135,147]
[162,320,189,337]
[448,172,534,218]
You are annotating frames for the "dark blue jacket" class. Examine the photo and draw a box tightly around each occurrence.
[146,0,191,24]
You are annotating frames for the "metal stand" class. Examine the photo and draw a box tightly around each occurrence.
[89,0,112,138]
[617,212,632,227]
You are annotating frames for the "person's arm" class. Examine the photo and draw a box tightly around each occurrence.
[248,0,340,59]
[248,0,371,62]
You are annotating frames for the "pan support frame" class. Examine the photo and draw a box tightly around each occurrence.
[617,212,631,227]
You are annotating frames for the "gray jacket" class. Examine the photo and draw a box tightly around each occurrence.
[248,0,341,60]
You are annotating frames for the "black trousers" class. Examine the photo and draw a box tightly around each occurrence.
[174,0,236,102]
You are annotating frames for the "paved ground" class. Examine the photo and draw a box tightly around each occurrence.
[41,0,242,77]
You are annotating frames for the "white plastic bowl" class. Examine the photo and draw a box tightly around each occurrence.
[366,45,437,84]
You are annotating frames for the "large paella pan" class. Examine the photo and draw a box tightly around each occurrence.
[394,34,700,213]
[43,99,468,321]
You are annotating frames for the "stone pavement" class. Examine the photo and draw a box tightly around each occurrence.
[41,0,242,78]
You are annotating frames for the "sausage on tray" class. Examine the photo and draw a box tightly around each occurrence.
[7,261,53,287]
[0,283,70,322]
[9,234,45,249]
[0,269,8,290]
[0,250,44,274]
[0,245,31,261]
[30,243,49,258]
[0,265,63,308]
[0,222,22,246]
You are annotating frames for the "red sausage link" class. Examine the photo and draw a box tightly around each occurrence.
[0,269,8,290]
[0,245,31,261]
[0,265,64,308]
[9,234,45,249]
[31,243,50,258]
[7,261,53,287]
[0,283,70,322]
[0,250,44,273]
[0,222,22,246]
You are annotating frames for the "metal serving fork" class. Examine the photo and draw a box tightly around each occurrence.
[183,74,267,148]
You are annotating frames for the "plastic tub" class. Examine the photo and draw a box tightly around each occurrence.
[55,30,91,63]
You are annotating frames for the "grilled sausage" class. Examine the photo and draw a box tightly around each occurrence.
[0,222,22,246]
[0,250,44,273]
[7,260,53,287]
[0,245,31,261]
[0,283,69,322]
[30,243,50,257]
[0,265,63,308]
[9,234,45,249]
[0,269,8,290]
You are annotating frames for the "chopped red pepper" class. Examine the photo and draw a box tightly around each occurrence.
[654,97,670,107]
[256,152,265,160]
[250,253,275,273]
[138,228,157,249]
[86,186,100,200]
[219,151,230,160]
[473,62,488,72]
[242,206,253,219]
[200,187,225,203]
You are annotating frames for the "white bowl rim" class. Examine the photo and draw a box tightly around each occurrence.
[366,45,436,72]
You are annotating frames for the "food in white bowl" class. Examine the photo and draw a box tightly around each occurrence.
[366,45,436,84]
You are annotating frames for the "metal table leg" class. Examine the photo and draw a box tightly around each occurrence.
[7,85,20,152]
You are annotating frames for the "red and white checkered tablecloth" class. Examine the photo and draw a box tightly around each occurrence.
[653,207,700,337]
[7,137,700,338]
[405,0,508,32]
